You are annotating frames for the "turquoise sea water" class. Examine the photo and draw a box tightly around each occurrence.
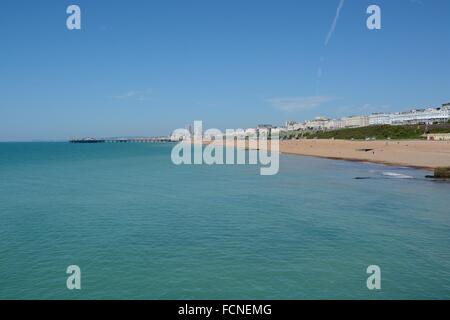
[0,142,449,299]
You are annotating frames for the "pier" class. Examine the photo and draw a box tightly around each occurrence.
[69,137,173,144]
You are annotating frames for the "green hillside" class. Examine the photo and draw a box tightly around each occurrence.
[281,124,450,140]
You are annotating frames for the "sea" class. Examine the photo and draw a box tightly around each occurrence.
[0,142,449,299]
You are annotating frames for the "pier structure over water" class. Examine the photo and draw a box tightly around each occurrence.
[69,137,173,144]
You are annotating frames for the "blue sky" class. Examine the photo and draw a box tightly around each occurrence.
[0,0,449,140]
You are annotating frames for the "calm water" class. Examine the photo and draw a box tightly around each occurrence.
[0,142,449,299]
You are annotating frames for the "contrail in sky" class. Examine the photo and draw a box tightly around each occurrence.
[324,0,345,46]
[316,0,345,95]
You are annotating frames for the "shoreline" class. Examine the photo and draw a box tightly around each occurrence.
[279,150,434,171]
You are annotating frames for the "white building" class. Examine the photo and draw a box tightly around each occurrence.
[305,117,330,130]
[285,122,306,131]
[258,128,270,137]
[342,115,369,128]
[257,124,273,130]
[391,108,449,125]
[285,121,297,128]
[324,119,344,130]
[418,107,449,124]
[283,102,450,134]
[369,113,392,125]
[245,128,257,137]
[270,127,283,136]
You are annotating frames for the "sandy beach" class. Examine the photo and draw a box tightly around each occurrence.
[279,139,450,170]
[199,138,450,170]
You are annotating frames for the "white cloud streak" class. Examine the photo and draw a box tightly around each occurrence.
[113,89,153,101]
[114,90,139,99]
[324,0,345,46]
[269,96,335,112]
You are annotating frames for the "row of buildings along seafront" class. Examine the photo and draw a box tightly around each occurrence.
[170,123,284,141]
[172,102,450,141]
[285,102,450,132]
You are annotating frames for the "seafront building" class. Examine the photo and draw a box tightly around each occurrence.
[256,124,272,137]
[179,102,449,141]
[390,107,449,125]
[285,121,306,131]
[305,117,330,130]
[245,128,258,137]
[369,113,392,125]
[324,119,344,130]
[284,102,450,133]
[176,123,282,141]
[341,115,369,128]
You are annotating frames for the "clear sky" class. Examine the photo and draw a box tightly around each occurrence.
[0,0,449,140]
